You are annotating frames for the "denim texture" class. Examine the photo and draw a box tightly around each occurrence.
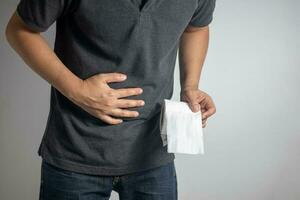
[39,160,177,200]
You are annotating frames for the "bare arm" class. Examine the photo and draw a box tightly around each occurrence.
[179,25,209,92]
[179,25,216,127]
[5,11,83,101]
[5,11,144,124]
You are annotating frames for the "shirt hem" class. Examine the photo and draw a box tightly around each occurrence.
[38,149,175,176]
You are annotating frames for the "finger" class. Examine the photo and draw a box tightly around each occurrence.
[201,109,207,120]
[114,87,143,98]
[186,96,200,112]
[189,103,200,113]
[105,108,140,118]
[201,107,206,113]
[199,97,207,108]
[202,107,216,119]
[196,93,206,103]
[183,92,202,113]
[99,72,127,83]
[201,97,216,119]
[114,99,145,108]
[97,113,123,125]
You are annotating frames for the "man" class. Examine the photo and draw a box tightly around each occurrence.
[5,0,216,199]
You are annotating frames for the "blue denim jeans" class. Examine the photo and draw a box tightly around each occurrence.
[39,160,177,200]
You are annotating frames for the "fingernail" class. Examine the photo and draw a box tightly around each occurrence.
[121,75,127,80]
[140,101,145,105]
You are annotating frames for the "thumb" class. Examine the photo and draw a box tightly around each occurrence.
[188,101,200,112]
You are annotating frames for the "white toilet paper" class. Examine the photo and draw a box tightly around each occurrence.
[159,99,204,154]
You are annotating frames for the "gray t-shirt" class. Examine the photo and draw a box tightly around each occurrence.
[131,0,148,11]
[16,0,216,175]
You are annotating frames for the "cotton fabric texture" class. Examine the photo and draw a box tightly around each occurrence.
[16,0,216,175]
[160,99,205,154]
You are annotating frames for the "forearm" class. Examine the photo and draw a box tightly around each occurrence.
[5,11,82,101]
[179,25,210,91]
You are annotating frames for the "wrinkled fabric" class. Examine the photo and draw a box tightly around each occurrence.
[16,0,215,175]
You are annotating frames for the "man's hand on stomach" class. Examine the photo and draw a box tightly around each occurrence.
[71,73,145,125]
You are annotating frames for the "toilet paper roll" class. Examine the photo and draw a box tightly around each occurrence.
[159,99,204,154]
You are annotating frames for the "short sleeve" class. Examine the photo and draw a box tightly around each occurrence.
[188,0,216,27]
[16,0,75,32]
